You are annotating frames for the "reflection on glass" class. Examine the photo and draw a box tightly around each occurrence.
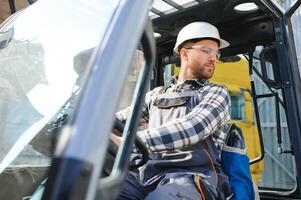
[0,0,119,198]
[117,50,145,110]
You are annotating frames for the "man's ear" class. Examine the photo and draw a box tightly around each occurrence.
[180,48,189,61]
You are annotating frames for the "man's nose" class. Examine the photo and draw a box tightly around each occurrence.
[208,54,217,62]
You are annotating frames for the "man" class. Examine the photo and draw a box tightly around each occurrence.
[115,22,233,199]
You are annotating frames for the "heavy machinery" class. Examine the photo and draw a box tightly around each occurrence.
[0,0,301,199]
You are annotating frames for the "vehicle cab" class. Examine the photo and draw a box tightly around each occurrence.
[0,0,301,199]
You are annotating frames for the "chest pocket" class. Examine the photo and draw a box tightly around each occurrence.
[153,96,191,109]
[148,91,200,129]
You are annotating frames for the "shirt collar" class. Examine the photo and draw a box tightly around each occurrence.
[170,76,209,87]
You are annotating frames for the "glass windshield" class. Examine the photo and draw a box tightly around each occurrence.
[0,0,119,198]
[290,3,301,78]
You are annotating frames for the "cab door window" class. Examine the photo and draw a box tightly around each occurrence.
[252,45,296,190]
[230,92,246,121]
[277,0,301,78]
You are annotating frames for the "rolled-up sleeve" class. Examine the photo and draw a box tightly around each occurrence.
[137,85,231,152]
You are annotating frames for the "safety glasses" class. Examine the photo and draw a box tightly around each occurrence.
[186,45,221,60]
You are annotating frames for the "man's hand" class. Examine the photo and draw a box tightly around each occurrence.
[110,133,122,145]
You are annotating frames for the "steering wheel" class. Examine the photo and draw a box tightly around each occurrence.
[31,112,148,177]
[102,117,149,176]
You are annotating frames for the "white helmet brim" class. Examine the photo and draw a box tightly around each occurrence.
[173,22,230,53]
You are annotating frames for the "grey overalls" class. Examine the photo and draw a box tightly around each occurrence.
[119,84,232,200]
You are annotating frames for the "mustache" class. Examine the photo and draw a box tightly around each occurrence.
[204,63,215,68]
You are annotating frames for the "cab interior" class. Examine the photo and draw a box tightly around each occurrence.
[150,0,301,199]
[0,0,300,199]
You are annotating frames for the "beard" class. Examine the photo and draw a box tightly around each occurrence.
[192,64,215,79]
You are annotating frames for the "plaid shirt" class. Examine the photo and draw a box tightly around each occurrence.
[116,77,231,153]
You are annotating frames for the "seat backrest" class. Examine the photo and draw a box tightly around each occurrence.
[221,123,255,200]
[225,123,246,150]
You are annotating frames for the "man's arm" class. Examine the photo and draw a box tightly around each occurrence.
[137,85,231,152]
[115,86,166,125]
[115,101,149,126]
[111,90,153,146]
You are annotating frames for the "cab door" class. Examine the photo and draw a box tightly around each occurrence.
[258,0,301,198]
[282,0,301,197]
[40,1,155,200]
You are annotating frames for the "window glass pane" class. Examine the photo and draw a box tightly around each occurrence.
[0,0,119,198]
[275,0,294,11]
[274,0,301,78]
[107,48,145,176]
[291,4,301,78]
[117,50,145,110]
[230,93,246,121]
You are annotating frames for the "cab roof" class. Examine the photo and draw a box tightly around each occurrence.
[151,0,282,56]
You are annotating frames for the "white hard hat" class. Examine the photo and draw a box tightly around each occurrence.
[173,22,230,53]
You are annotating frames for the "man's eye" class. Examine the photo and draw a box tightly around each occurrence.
[202,49,211,54]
